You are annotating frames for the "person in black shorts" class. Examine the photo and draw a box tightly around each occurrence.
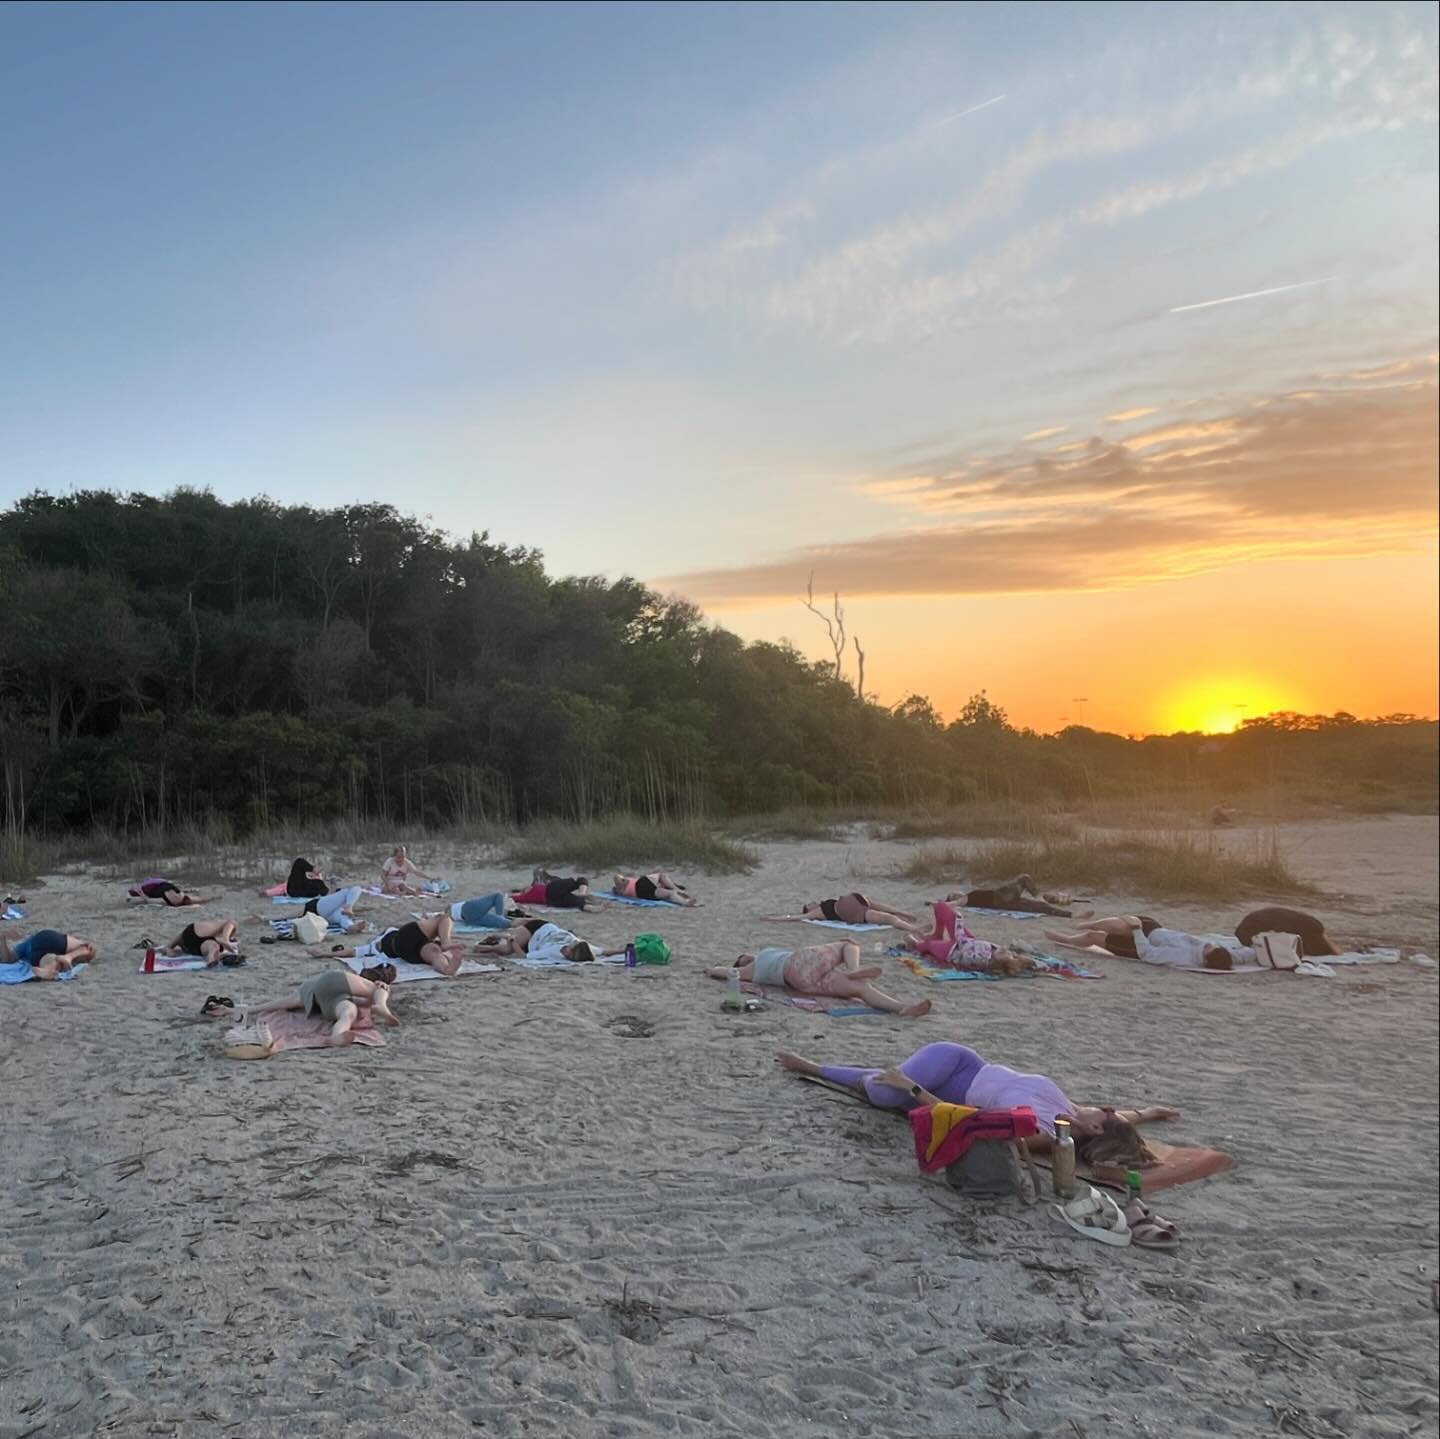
[947,874,1076,918]
[611,871,698,906]
[373,914,465,975]
[1044,915,1164,959]
[510,872,605,913]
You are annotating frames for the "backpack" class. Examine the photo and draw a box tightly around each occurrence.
[631,933,671,965]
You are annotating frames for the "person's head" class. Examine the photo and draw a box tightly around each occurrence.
[801,899,819,912]
[989,948,1034,977]
[1201,944,1234,971]
[736,952,755,966]
[563,941,596,963]
[392,846,408,861]
[1072,1110,1156,1168]
[360,963,397,984]
[288,857,312,880]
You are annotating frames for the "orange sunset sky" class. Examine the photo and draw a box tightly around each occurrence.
[3,4,1436,734]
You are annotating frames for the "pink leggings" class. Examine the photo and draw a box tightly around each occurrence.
[912,902,978,963]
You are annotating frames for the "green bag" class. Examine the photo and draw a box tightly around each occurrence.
[632,933,671,966]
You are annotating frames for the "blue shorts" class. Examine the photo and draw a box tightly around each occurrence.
[13,930,67,963]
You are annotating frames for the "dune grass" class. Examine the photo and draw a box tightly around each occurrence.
[899,829,1310,901]
[503,815,757,875]
[876,806,1080,842]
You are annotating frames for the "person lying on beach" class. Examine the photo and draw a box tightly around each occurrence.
[471,918,598,964]
[768,893,923,930]
[944,873,1078,918]
[1234,906,1341,957]
[611,872,698,906]
[127,878,215,908]
[380,845,437,896]
[0,929,98,980]
[776,1042,1179,1157]
[1113,917,1253,970]
[368,915,466,975]
[904,902,1039,975]
[246,971,399,1046]
[447,892,525,930]
[158,919,242,967]
[298,885,366,935]
[710,942,932,1017]
[259,858,332,900]
[510,871,605,913]
[1045,915,1165,959]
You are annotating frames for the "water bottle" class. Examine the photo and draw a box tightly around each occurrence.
[625,942,637,969]
[1051,1117,1076,1199]
[1126,1169,1143,1206]
[722,968,744,1011]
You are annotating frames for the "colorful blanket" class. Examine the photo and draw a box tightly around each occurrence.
[894,947,1100,981]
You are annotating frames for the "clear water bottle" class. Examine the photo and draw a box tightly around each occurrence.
[722,968,744,1011]
[1051,1117,1076,1198]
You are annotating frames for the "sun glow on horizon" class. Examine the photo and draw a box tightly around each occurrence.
[1161,678,1300,736]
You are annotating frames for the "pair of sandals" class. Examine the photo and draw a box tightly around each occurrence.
[201,995,235,1018]
[1055,1184,1181,1250]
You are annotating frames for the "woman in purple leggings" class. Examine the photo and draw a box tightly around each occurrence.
[776,1042,1180,1149]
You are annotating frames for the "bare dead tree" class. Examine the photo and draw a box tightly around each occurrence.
[803,572,846,683]
[853,634,867,703]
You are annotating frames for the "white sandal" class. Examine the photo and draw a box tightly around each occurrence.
[1054,1184,1132,1247]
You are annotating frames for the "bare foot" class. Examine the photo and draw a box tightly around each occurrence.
[775,1051,819,1075]
[901,999,933,1018]
[371,984,400,1026]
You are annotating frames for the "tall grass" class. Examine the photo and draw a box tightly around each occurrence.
[899,829,1310,900]
[876,805,1080,842]
[503,815,756,874]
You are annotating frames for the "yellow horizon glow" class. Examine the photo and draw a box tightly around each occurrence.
[1160,677,1298,735]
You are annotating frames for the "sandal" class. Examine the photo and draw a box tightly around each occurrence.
[1054,1184,1131,1247]
[220,953,248,968]
[1122,1199,1181,1249]
[260,935,278,945]
[201,995,234,1016]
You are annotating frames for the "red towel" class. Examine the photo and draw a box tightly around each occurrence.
[907,1105,1039,1174]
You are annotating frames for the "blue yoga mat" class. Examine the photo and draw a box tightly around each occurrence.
[1,961,84,984]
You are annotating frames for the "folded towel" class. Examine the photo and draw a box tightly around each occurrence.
[339,954,501,983]
[0,960,84,984]
[907,1104,1039,1173]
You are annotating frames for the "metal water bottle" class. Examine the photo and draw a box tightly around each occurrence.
[1051,1117,1077,1198]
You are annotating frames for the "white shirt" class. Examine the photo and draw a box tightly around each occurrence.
[1135,926,1254,969]
[527,922,579,963]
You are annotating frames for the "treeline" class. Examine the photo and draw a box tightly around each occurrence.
[0,489,1434,838]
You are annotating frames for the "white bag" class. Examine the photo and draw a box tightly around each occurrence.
[224,1017,274,1061]
[293,911,328,945]
[1253,931,1301,970]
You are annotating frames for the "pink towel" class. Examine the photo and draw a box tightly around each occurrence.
[262,1009,386,1051]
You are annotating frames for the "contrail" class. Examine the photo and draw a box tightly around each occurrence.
[1169,277,1335,314]
[937,94,1007,126]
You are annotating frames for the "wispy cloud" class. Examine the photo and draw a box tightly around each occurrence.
[1024,425,1067,441]
[659,361,1439,603]
[1105,406,1157,423]
[935,94,1007,126]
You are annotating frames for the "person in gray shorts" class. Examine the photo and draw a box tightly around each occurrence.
[247,970,398,1044]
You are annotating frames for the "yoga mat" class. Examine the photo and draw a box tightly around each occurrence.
[339,954,501,983]
[602,892,692,909]
[757,917,894,932]
[793,1076,1233,1193]
[963,908,1047,920]
[742,980,885,1016]
[0,961,84,984]
[511,952,629,969]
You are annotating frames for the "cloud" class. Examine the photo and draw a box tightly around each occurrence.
[1024,425,1067,441]
[1105,407,1157,423]
[659,362,1439,604]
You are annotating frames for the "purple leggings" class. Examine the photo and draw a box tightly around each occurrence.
[819,1042,986,1110]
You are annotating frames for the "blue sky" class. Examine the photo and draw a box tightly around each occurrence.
[1,1,1436,727]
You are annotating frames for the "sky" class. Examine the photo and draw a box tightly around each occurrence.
[1,0,1436,735]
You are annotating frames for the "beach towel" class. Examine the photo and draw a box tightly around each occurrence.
[339,954,501,983]
[962,908,1047,921]
[897,949,1101,982]
[0,960,84,984]
[1033,1137,1234,1195]
[270,916,347,938]
[785,918,893,932]
[232,1009,386,1055]
[511,952,629,970]
[602,892,690,909]
[907,1104,1038,1173]
[138,951,211,973]
[740,979,886,1016]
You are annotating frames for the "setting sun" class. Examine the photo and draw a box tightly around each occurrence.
[1162,678,1299,735]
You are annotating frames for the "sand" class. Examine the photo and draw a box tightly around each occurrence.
[1,815,1436,1437]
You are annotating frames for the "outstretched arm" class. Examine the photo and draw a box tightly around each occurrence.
[1113,1106,1181,1125]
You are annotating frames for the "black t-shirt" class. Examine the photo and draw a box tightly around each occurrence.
[378,923,427,965]
[544,879,587,909]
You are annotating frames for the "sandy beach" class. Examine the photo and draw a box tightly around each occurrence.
[2,814,1436,1438]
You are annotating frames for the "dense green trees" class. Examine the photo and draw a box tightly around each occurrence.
[0,488,1433,838]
